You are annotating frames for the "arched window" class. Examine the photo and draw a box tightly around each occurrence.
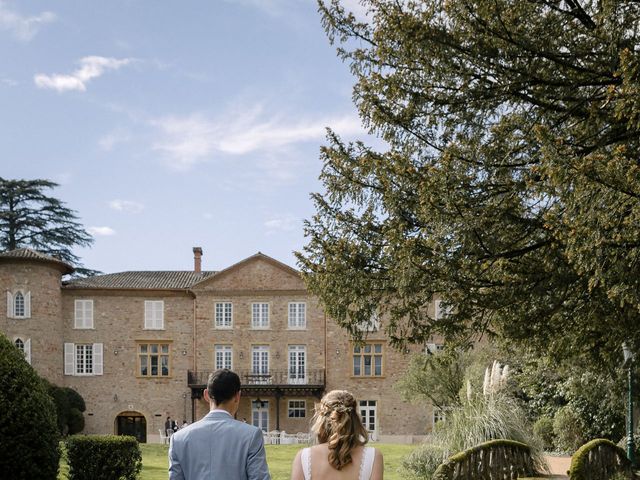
[14,338,24,353]
[14,292,25,317]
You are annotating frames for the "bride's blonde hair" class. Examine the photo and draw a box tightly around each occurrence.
[311,390,368,470]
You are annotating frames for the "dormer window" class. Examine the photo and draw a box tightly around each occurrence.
[6,290,31,319]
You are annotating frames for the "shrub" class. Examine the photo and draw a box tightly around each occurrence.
[67,407,85,435]
[0,333,60,479]
[553,406,585,453]
[404,391,545,478]
[66,435,142,480]
[64,387,86,412]
[533,416,555,450]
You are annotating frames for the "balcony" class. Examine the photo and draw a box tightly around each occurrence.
[188,369,325,399]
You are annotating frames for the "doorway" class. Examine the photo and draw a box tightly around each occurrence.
[116,411,147,443]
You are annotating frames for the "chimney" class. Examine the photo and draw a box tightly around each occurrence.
[193,247,203,273]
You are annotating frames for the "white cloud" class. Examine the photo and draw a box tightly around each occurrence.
[0,75,17,87]
[34,56,132,93]
[99,128,132,151]
[87,226,116,236]
[264,214,299,234]
[0,2,56,41]
[108,200,144,214]
[151,104,364,171]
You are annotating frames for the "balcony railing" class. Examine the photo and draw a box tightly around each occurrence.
[188,369,325,388]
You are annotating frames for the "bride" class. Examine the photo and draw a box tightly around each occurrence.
[290,390,383,480]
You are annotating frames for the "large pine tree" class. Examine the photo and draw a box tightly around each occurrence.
[298,0,640,367]
[0,178,95,276]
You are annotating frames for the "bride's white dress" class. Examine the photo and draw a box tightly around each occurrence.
[300,446,375,480]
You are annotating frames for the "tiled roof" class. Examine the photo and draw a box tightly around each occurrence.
[0,248,74,272]
[64,271,217,290]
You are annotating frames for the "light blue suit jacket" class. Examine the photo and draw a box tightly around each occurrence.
[169,411,271,480]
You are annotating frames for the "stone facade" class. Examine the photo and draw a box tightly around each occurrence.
[0,248,440,444]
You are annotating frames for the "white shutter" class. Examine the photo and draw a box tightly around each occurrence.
[156,301,164,329]
[6,292,12,318]
[24,338,31,364]
[24,291,31,318]
[144,301,152,329]
[64,343,75,375]
[74,300,82,328]
[426,343,437,354]
[87,300,94,328]
[93,343,103,375]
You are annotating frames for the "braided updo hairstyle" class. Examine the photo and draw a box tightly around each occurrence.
[311,390,368,470]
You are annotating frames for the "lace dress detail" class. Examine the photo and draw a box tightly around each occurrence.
[300,446,375,480]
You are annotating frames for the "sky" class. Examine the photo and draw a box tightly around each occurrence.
[0,0,371,274]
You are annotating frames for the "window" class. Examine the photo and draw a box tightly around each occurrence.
[433,407,447,425]
[353,343,383,377]
[215,302,233,328]
[288,302,306,329]
[6,290,31,318]
[215,345,233,370]
[14,337,31,364]
[435,300,453,321]
[64,342,103,376]
[144,301,164,329]
[425,343,445,354]
[288,345,306,384]
[74,300,94,329]
[356,313,380,332]
[251,345,269,383]
[251,303,269,329]
[359,400,377,433]
[288,400,306,418]
[138,342,170,377]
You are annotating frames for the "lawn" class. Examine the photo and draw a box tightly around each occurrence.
[59,442,417,480]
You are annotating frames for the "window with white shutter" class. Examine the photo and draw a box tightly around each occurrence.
[144,300,164,329]
[93,343,103,375]
[24,338,31,364]
[74,300,94,329]
[6,291,13,318]
[64,343,75,375]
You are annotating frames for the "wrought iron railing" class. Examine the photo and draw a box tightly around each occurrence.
[188,369,325,387]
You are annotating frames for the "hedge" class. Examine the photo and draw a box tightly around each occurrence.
[66,435,142,480]
[569,438,630,480]
[0,333,60,479]
[433,439,538,480]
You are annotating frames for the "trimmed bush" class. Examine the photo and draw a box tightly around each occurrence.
[67,407,85,435]
[0,333,60,479]
[45,382,86,435]
[533,416,555,451]
[553,406,584,453]
[569,438,630,480]
[66,435,142,480]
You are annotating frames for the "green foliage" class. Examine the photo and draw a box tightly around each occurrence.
[0,177,97,276]
[0,333,60,479]
[64,387,86,412]
[404,389,544,478]
[66,435,142,480]
[67,408,85,435]
[432,439,536,480]
[533,416,555,451]
[299,0,640,369]
[45,382,86,435]
[553,406,585,453]
[569,439,630,480]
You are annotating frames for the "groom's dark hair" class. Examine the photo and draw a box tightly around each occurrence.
[207,369,241,404]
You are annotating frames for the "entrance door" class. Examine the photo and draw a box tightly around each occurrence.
[288,345,306,384]
[252,400,269,432]
[116,412,147,443]
[359,400,377,438]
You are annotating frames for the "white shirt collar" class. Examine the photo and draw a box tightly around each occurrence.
[210,408,232,417]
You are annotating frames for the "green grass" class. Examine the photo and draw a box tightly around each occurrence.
[59,442,417,480]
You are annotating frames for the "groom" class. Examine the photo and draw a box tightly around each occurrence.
[169,369,271,480]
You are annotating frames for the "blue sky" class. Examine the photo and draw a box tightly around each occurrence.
[0,0,370,273]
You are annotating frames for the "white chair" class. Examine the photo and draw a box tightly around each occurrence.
[296,432,310,444]
[159,428,169,445]
[269,430,280,445]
